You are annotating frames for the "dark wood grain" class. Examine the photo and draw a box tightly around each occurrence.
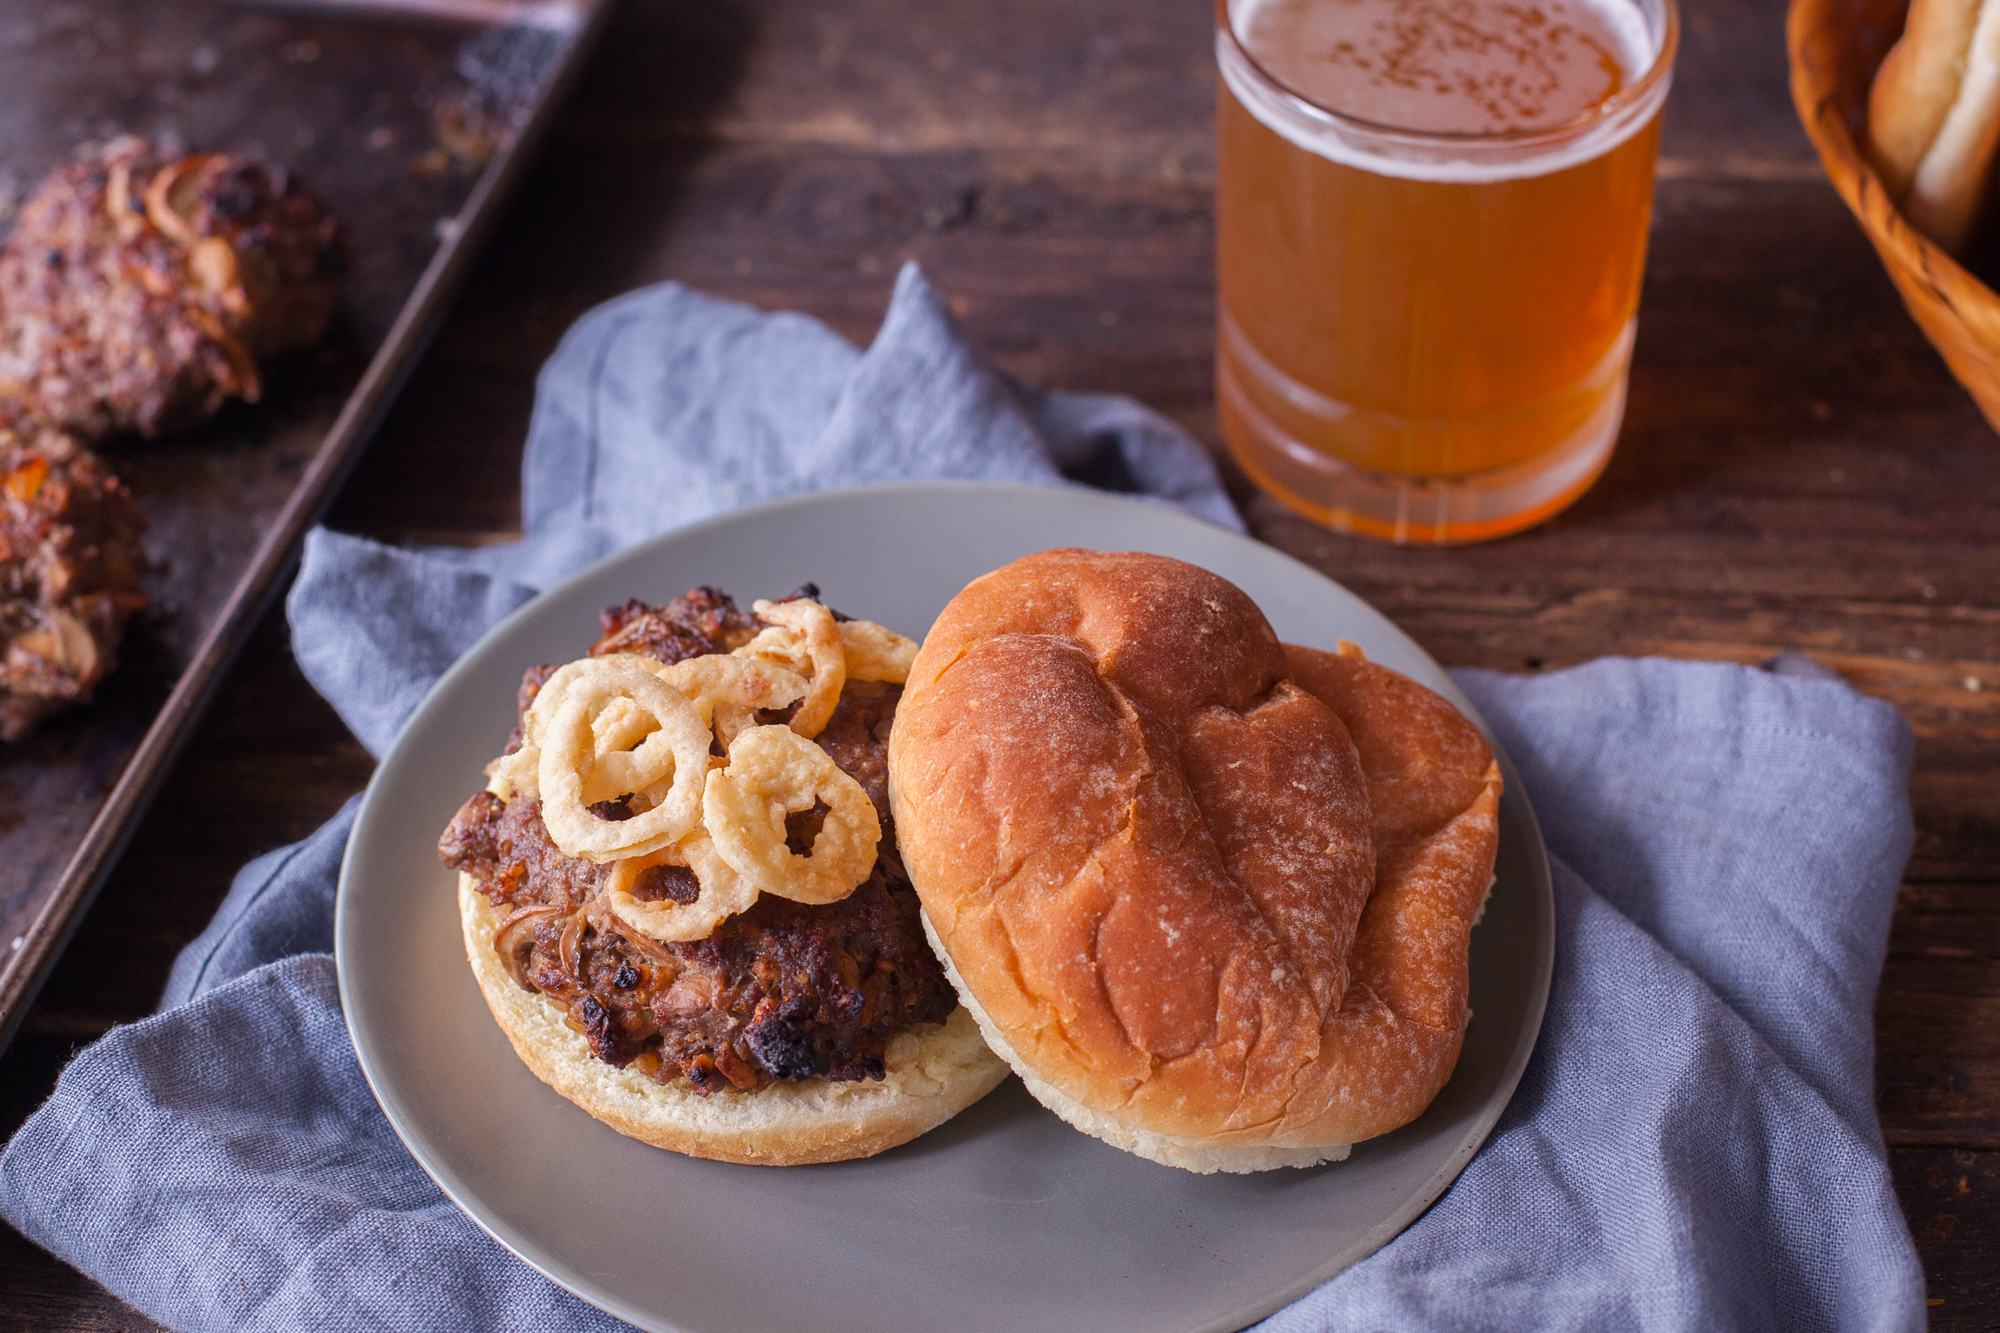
[1890,1148,2000,1329]
[0,1225,159,1333]
[2,0,1996,1324]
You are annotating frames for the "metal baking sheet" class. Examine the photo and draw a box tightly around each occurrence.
[0,0,612,1052]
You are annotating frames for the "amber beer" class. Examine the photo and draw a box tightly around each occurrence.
[1216,0,1678,543]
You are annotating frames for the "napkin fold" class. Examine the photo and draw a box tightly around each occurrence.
[0,266,1925,1333]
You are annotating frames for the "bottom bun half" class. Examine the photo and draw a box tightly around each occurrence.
[460,877,1009,1166]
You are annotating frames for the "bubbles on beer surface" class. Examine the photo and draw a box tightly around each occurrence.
[1239,0,1653,134]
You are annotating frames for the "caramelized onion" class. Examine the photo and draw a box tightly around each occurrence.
[183,307,262,402]
[491,904,563,991]
[657,971,716,1016]
[142,154,214,246]
[586,894,681,967]
[557,913,585,984]
[105,159,145,241]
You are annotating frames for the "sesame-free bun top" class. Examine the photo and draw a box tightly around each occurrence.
[886,550,1501,1173]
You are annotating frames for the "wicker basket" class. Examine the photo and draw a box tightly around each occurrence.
[1789,0,2000,432]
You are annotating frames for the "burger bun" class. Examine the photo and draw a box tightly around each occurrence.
[888,550,1501,1173]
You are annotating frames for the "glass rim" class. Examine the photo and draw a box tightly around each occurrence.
[1214,0,1681,148]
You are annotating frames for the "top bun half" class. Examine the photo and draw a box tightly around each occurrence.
[886,550,1500,1171]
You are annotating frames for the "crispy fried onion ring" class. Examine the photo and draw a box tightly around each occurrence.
[661,652,806,746]
[603,830,757,943]
[836,619,918,683]
[733,606,915,697]
[735,599,845,737]
[496,653,805,801]
[704,724,880,905]
[538,660,712,863]
[591,695,656,758]
[497,656,646,799]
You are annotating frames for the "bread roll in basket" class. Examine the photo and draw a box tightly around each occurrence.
[1789,0,2000,432]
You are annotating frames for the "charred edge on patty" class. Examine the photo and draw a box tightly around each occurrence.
[439,587,953,1095]
[0,416,148,740]
[0,136,347,440]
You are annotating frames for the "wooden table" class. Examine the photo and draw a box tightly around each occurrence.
[2,0,1993,1325]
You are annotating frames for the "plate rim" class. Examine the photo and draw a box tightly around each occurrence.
[335,478,1555,1333]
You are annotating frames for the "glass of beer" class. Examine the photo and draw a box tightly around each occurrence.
[1216,0,1679,543]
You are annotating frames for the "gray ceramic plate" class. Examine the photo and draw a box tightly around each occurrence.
[337,481,1553,1333]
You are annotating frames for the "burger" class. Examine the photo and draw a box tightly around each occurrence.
[437,585,1007,1166]
[887,550,1502,1173]
[441,552,1499,1174]
[0,415,148,740]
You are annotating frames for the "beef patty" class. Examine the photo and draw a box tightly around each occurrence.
[0,416,147,740]
[440,587,957,1095]
[0,136,345,439]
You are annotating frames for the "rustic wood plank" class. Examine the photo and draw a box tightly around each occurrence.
[533,0,1816,169]
[0,1225,160,1333]
[1880,882,2000,1148]
[1890,1147,2000,1328]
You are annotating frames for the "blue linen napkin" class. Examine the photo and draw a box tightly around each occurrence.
[0,266,1925,1333]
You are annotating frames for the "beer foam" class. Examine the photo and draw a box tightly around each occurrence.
[1222,0,1671,183]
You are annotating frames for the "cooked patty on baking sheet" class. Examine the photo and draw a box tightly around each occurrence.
[0,136,345,439]
[0,415,147,741]
[439,586,957,1096]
